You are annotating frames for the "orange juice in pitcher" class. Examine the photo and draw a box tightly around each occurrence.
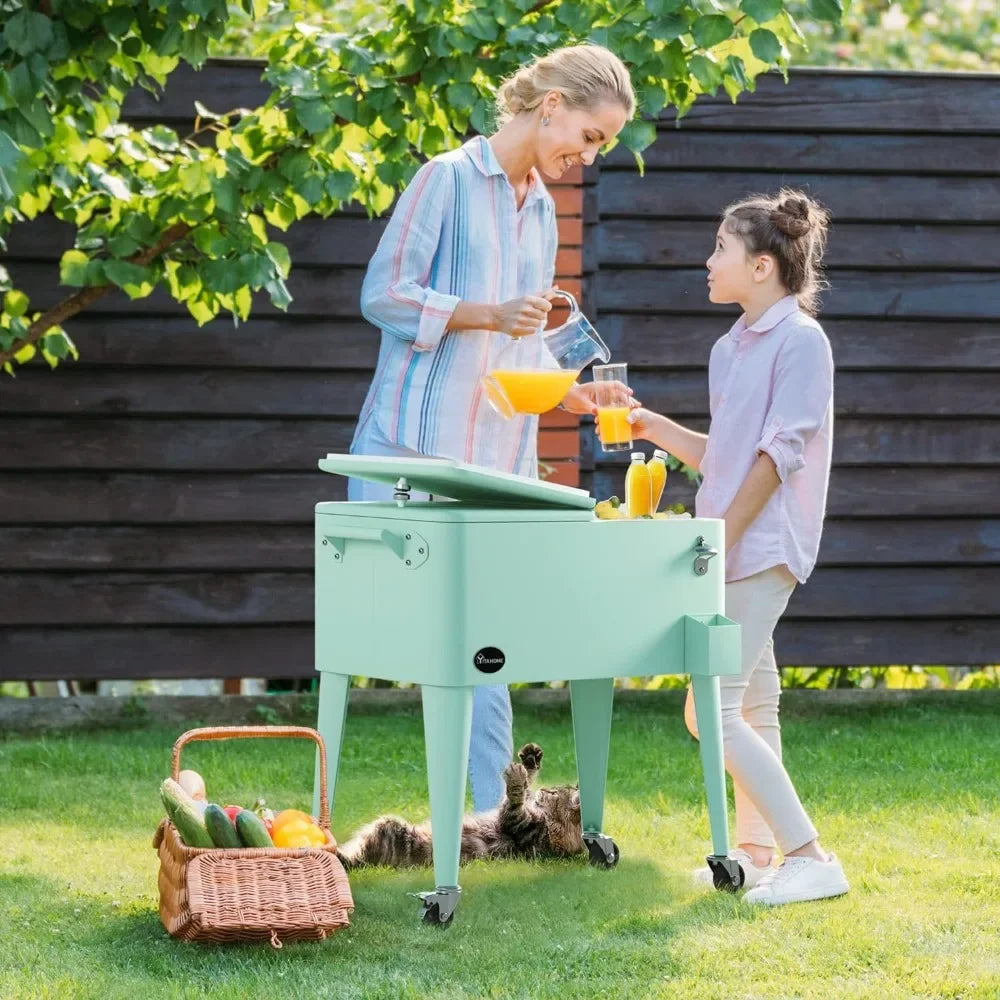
[486,369,579,415]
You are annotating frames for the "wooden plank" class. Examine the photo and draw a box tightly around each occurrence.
[817,519,1000,565]
[773,618,1000,667]
[539,460,579,488]
[674,69,1000,134]
[0,626,315,681]
[0,418,358,470]
[4,518,991,571]
[2,369,373,417]
[537,428,579,460]
[596,269,1000,320]
[624,371,1000,419]
[0,572,313,626]
[588,467,1000,517]
[35,316,380,369]
[6,261,368,318]
[0,472,336,522]
[599,220,1000,271]
[2,565,994,627]
[121,64,1000,136]
[1,616,996,681]
[3,214,386,266]
[787,567,999,618]
[596,315,1000,370]
[603,131,1000,175]
[598,171,1000,222]
[0,525,313,571]
[2,415,995,468]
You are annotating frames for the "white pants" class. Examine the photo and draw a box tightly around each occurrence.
[685,565,818,854]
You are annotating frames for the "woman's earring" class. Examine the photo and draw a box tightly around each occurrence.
[541,115,550,126]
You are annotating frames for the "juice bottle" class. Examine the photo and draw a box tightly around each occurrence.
[625,452,652,518]
[648,449,669,513]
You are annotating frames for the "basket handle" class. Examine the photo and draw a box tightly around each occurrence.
[171,726,329,829]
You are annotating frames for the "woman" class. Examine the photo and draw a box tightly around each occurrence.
[350,44,635,811]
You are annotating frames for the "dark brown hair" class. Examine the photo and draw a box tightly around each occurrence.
[722,189,830,315]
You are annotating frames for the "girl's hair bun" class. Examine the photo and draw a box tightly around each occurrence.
[770,196,815,239]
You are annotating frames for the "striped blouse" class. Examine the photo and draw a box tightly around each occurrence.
[350,135,558,477]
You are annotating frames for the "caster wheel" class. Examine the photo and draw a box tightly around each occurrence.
[420,902,454,928]
[708,856,743,892]
[586,837,620,869]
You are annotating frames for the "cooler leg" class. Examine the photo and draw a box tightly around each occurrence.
[690,674,738,888]
[570,677,619,868]
[416,683,473,926]
[313,671,351,823]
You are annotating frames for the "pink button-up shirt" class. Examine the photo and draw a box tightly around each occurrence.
[696,295,834,584]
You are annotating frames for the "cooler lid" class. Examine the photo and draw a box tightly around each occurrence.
[318,454,595,510]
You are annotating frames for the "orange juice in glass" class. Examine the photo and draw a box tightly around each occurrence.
[592,363,632,452]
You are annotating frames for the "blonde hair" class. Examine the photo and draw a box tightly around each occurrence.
[723,189,831,315]
[496,44,635,126]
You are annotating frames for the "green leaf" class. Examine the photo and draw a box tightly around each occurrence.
[446,83,478,110]
[265,277,292,311]
[104,259,151,289]
[265,241,291,278]
[295,99,333,134]
[3,9,54,56]
[688,54,723,92]
[59,250,91,287]
[806,0,843,24]
[740,0,783,24]
[691,14,734,48]
[749,28,782,63]
[617,119,657,154]
[638,83,668,117]
[4,290,29,317]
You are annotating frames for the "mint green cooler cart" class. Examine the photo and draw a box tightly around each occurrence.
[314,454,742,926]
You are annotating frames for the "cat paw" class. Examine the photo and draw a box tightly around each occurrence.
[503,761,529,791]
[518,743,543,771]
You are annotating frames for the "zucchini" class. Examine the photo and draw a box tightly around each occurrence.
[235,808,274,848]
[204,803,242,849]
[160,777,214,849]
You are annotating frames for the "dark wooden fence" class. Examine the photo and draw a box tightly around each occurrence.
[1,65,997,680]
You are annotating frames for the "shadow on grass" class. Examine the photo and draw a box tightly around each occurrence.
[2,854,744,996]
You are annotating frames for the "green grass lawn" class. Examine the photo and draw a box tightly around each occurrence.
[2,693,999,1000]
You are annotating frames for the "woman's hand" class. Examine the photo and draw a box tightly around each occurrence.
[561,380,638,416]
[493,289,559,338]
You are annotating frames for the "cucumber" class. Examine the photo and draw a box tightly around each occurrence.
[235,809,274,848]
[160,777,214,849]
[204,803,242,849]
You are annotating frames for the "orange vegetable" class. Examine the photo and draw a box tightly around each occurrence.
[271,808,327,848]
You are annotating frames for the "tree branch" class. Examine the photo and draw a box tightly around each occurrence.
[0,222,191,366]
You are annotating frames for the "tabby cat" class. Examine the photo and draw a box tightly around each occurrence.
[336,743,585,869]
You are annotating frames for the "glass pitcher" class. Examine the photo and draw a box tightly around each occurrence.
[482,291,611,419]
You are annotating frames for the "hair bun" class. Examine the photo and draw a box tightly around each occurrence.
[770,196,814,238]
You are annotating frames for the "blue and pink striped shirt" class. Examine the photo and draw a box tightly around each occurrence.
[351,136,558,476]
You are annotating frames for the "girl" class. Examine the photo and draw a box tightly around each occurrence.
[349,45,635,812]
[624,190,849,905]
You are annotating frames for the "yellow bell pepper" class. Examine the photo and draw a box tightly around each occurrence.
[271,808,327,848]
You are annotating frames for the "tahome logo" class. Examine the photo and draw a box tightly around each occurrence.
[473,647,506,674]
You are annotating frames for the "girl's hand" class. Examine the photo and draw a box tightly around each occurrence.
[494,294,554,338]
[624,406,660,442]
[560,380,637,416]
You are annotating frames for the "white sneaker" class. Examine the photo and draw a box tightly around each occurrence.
[743,853,849,905]
[692,849,777,890]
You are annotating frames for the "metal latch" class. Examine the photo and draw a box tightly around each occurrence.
[693,536,718,576]
[322,527,429,569]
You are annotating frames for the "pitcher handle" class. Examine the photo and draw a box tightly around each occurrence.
[548,289,580,317]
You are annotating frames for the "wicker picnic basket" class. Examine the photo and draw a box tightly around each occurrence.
[153,725,354,947]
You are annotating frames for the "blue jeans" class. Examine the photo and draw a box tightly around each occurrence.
[346,433,514,812]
